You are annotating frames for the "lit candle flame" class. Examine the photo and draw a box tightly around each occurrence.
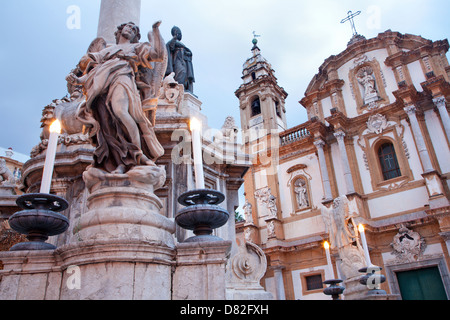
[358,224,365,233]
[50,119,62,134]
[190,117,201,132]
[324,241,330,250]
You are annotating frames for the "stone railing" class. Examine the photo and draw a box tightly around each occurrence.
[280,124,311,146]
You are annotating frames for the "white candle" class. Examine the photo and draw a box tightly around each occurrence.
[190,118,205,189]
[40,120,61,194]
[324,241,336,279]
[358,224,372,266]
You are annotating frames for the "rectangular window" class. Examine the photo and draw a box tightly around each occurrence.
[305,274,323,291]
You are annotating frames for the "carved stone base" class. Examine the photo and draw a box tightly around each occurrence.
[0,239,176,300]
[342,276,369,300]
[58,239,175,300]
[75,166,175,248]
[226,242,274,300]
[173,240,232,300]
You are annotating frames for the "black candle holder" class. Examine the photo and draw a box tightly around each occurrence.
[359,266,387,295]
[8,193,69,251]
[323,279,345,300]
[175,189,229,242]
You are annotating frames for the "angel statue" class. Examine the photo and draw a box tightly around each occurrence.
[66,21,168,174]
[321,195,366,278]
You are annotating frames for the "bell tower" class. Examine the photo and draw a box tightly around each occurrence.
[235,37,288,134]
[235,36,288,245]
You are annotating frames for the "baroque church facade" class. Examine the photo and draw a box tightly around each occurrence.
[235,30,450,300]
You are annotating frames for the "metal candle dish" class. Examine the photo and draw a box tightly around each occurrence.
[359,266,387,295]
[8,193,69,251]
[323,279,345,300]
[175,189,229,242]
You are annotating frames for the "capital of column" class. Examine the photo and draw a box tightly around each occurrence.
[333,130,346,141]
[433,96,447,108]
[403,104,417,115]
[314,139,326,149]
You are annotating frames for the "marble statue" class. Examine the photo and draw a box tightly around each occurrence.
[243,199,253,224]
[321,195,366,278]
[66,21,167,174]
[294,178,309,209]
[166,26,195,93]
[0,159,15,185]
[357,67,378,104]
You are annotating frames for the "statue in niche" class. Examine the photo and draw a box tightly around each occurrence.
[294,178,309,209]
[243,199,253,224]
[166,26,195,93]
[66,21,167,174]
[267,195,278,218]
[357,66,378,104]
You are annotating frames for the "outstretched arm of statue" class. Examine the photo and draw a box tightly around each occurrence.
[144,21,166,65]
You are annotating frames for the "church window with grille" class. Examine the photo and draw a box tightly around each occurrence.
[378,142,401,180]
[305,274,323,291]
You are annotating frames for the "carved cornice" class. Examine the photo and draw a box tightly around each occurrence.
[421,75,450,98]
[392,84,422,107]
[305,117,329,139]
[299,79,345,108]
[325,109,349,131]
[385,39,449,68]
[303,31,448,97]
[235,74,288,99]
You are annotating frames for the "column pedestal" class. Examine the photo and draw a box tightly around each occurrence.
[173,240,232,300]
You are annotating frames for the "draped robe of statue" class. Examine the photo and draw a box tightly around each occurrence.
[74,23,166,173]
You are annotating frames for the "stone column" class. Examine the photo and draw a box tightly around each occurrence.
[404,105,434,173]
[433,96,450,144]
[97,0,141,43]
[273,266,286,300]
[314,139,333,201]
[334,130,355,194]
[439,231,450,255]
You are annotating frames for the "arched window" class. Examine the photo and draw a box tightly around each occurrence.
[275,100,282,118]
[251,97,261,117]
[378,142,401,180]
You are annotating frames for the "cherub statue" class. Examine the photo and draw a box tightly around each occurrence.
[66,21,167,174]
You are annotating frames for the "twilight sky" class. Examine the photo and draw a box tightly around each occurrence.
[0,0,449,157]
